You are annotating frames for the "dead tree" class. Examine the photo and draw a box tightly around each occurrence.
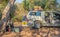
[0,0,15,34]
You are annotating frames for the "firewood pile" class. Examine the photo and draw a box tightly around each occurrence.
[1,27,60,37]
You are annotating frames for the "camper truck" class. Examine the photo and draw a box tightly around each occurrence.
[27,6,60,28]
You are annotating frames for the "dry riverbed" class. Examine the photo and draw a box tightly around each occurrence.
[1,27,60,37]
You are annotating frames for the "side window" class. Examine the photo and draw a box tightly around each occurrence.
[45,12,50,17]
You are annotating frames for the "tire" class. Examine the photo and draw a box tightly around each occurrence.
[34,20,41,29]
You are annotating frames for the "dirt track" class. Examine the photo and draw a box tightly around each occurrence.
[1,27,60,37]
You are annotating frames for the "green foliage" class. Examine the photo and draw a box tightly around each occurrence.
[22,0,57,11]
[23,0,29,10]
[10,5,17,18]
[11,4,28,22]
[0,0,8,11]
[12,16,23,22]
[44,0,57,10]
[0,10,2,20]
[0,0,8,4]
[0,0,8,20]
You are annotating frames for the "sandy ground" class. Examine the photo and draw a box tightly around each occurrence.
[1,27,60,37]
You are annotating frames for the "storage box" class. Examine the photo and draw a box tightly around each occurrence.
[14,26,20,33]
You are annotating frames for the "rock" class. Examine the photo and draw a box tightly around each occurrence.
[39,32,43,36]
[2,32,16,37]
[48,33,52,37]
[1,27,60,37]
[43,33,47,37]
[36,35,41,37]
[26,32,32,36]
[54,30,59,35]
[22,35,28,37]
[41,28,49,32]
[20,31,26,35]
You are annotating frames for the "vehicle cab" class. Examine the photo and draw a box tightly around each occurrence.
[27,10,45,28]
[27,10,45,21]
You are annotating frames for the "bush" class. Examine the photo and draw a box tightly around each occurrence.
[12,16,23,22]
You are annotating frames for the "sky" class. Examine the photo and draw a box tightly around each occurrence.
[15,0,23,3]
[57,0,60,4]
[15,0,60,4]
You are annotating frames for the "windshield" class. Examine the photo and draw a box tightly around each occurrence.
[29,11,41,16]
[29,12,36,16]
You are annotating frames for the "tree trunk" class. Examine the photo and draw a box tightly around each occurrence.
[0,0,15,34]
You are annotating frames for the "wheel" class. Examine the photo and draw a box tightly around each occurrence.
[34,20,41,29]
